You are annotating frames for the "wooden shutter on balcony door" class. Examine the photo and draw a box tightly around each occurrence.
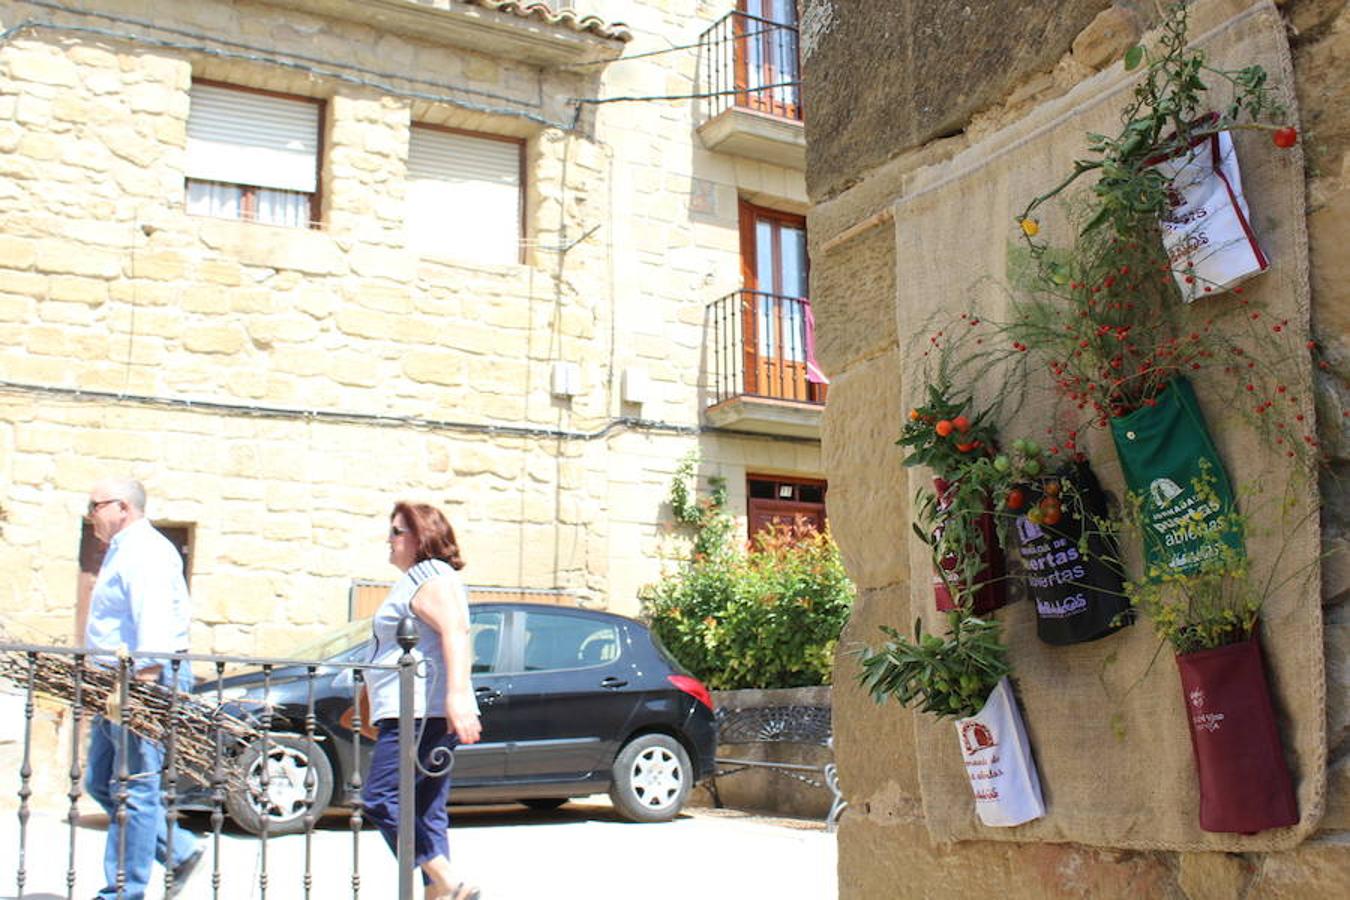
[738,200,760,395]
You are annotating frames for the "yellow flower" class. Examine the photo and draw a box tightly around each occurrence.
[1020,218,1040,237]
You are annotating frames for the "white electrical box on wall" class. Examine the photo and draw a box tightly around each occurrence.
[551,361,581,398]
[621,367,651,405]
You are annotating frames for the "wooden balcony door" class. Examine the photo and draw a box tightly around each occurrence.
[739,200,820,402]
[733,0,801,119]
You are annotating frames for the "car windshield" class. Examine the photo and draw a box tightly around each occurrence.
[287,618,372,661]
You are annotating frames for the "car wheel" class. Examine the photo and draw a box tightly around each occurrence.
[225,733,334,836]
[519,798,568,812]
[608,733,691,823]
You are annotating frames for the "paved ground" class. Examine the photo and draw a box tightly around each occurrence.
[0,797,837,899]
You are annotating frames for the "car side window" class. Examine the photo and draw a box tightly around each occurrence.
[470,611,504,675]
[521,611,620,672]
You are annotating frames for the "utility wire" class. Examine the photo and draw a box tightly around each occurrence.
[0,18,570,131]
[0,381,823,445]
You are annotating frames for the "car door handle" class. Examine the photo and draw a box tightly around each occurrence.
[600,676,628,689]
[475,687,502,706]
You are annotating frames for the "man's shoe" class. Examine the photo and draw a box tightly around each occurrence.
[166,845,205,898]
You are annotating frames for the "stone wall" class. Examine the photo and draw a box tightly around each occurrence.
[0,0,821,654]
[805,0,1349,895]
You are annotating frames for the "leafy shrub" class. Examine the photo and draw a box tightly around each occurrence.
[642,456,855,689]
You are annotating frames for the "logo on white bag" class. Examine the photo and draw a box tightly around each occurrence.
[1149,478,1184,508]
[1188,687,1225,733]
[960,722,996,756]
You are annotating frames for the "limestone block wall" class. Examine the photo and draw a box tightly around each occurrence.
[0,0,821,656]
[805,0,1349,895]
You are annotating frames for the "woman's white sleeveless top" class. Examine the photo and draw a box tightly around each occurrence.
[365,559,465,722]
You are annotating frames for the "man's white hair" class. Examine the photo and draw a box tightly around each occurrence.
[99,478,147,513]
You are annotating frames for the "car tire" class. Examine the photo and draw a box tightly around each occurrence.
[519,798,569,811]
[226,733,334,837]
[608,733,692,823]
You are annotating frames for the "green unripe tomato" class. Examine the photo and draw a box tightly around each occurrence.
[1012,438,1028,453]
[1023,459,1042,476]
[993,455,1011,473]
[1023,440,1041,457]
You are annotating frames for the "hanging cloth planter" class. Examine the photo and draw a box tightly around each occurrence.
[953,677,1045,827]
[1150,117,1268,302]
[930,478,1008,615]
[1174,633,1298,833]
[1109,377,1244,578]
[1015,461,1131,645]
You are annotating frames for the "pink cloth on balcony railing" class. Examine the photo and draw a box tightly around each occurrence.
[803,300,829,384]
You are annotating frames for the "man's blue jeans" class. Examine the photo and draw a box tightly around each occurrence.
[85,698,200,898]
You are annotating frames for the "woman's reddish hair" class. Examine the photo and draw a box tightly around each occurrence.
[391,502,465,570]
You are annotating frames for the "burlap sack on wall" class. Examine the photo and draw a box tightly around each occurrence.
[891,0,1324,851]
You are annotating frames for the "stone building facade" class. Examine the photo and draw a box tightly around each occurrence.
[0,0,826,654]
[805,0,1348,895]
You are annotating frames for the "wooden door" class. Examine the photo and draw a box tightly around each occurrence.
[734,0,801,119]
[747,476,827,542]
[739,201,813,401]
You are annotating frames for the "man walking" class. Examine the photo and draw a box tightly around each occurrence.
[83,478,203,899]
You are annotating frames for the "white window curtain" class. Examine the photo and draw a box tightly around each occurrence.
[186,84,320,193]
[406,127,522,265]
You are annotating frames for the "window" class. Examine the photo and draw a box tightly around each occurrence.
[470,611,505,674]
[522,611,619,672]
[406,125,523,265]
[185,82,321,227]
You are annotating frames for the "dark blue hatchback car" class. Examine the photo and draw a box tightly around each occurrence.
[185,603,717,834]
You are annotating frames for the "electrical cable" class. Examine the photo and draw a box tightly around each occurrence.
[0,380,823,445]
[0,18,571,131]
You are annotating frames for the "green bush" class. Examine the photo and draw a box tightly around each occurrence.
[641,456,855,689]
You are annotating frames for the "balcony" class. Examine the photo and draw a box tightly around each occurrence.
[706,290,825,439]
[696,11,805,169]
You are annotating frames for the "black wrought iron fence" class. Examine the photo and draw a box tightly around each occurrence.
[707,290,825,406]
[697,10,802,121]
[0,618,432,899]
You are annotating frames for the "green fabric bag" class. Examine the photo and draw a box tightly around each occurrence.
[1109,377,1244,578]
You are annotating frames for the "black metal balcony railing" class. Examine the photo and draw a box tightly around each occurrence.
[0,620,432,900]
[707,290,826,407]
[697,10,802,122]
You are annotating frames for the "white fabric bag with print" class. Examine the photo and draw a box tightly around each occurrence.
[953,676,1045,827]
[1154,127,1268,302]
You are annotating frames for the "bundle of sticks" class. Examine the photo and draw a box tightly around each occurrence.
[0,644,259,787]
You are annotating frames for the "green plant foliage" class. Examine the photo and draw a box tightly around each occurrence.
[642,457,855,690]
[856,609,1011,719]
[1017,1,1286,244]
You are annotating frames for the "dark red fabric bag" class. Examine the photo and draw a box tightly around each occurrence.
[1174,635,1298,834]
[930,478,1007,615]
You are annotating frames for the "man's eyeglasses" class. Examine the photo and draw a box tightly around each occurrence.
[86,498,120,515]
[389,525,409,538]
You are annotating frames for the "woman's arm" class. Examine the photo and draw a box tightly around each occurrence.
[411,576,482,744]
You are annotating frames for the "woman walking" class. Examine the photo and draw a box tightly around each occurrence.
[363,502,482,900]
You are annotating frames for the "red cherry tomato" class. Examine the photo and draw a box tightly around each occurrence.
[1041,508,1063,526]
[1005,489,1025,511]
[953,415,971,433]
[1272,127,1298,149]
[935,420,954,437]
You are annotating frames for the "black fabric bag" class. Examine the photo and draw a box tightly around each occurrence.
[1014,460,1132,645]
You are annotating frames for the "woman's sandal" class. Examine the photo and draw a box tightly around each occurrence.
[430,884,480,900]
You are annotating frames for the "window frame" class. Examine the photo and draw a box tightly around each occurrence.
[184,78,325,229]
[406,121,527,265]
